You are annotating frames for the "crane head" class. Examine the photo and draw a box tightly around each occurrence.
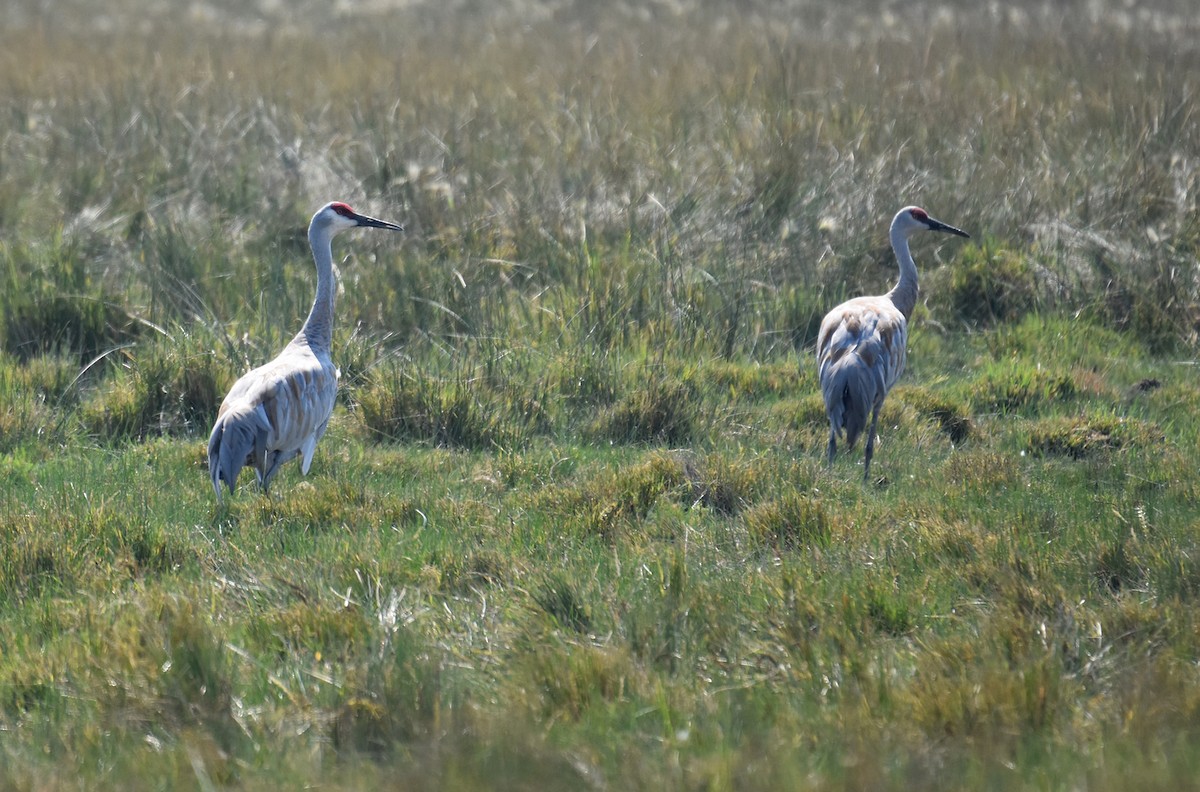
[895,206,969,239]
[314,201,405,235]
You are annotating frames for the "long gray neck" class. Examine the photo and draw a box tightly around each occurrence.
[296,222,335,353]
[885,226,919,321]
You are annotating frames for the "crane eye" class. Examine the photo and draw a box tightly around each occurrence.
[909,208,929,222]
[330,202,356,217]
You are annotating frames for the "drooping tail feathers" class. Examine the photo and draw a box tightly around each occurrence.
[207,404,270,501]
[822,354,880,449]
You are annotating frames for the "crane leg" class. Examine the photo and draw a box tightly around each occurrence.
[863,404,883,481]
[826,426,837,468]
[259,451,283,493]
[260,448,302,494]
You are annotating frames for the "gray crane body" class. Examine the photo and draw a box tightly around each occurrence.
[817,206,968,480]
[208,201,402,501]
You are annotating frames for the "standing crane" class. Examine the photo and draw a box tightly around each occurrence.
[817,206,969,480]
[208,201,403,501]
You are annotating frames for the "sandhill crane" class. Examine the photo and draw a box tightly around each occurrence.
[208,201,402,501]
[817,206,969,480]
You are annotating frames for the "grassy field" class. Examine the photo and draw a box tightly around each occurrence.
[2,0,1200,788]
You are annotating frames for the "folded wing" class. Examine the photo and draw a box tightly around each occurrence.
[207,348,337,500]
[817,297,907,449]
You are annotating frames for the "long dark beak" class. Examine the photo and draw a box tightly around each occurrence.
[354,212,404,232]
[927,217,970,238]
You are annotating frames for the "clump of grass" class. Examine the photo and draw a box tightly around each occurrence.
[743,492,832,551]
[1094,537,1144,595]
[0,656,60,715]
[515,635,631,722]
[355,362,524,450]
[1025,413,1162,459]
[77,332,226,442]
[677,451,769,515]
[0,352,77,451]
[701,357,805,402]
[588,366,699,446]
[1105,653,1200,764]
[0,515,64,600]
[530,451,687,540]
[12,354,83,406]
[5,289,139,360]
[968,359,1077,415]
[332,625,447,756]
[0,495,196,600]
[102,513,192,579]
[903,627,1072,742]
[54,592,247,762]
[150,597,240,747]
[862,584,915,637]
[620,553,694,676]
[0,238,141,363]
[1085,255,1196,354]
[250,480,421,536]
[939,450,1023,493]
[765,393,829,435]
[246,598,372,663]
[78,376,146,441]
[915,518,987,564]
[984,314,1145,370]
[493,446,577,491]
[783,284,837,354]
[586,452,688,539]
[927,240,1042,328]
[332,327,399,408]
[967,552,1068,622]
[896,386,973,444]
[1139,532,1200,603]
[434,549,514,594]
[533,573,593,634]
[553,348,620,407]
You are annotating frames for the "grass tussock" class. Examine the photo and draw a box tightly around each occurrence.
[895,386,974,445]
[0,238,141,363]
[587,365,701,446]
[1025,413,1162,460]
[927,239,1044,328]
[331,626,447,756]
[355,361,530,450]
[531,451,689,540]
[744,492,833,551]
[968,359,1078,415]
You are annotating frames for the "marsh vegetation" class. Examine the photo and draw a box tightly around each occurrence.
[2,0,1200,788]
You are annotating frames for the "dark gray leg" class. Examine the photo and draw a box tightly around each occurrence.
[863,404,883,481]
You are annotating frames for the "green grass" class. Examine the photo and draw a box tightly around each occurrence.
[2,0,1200,788]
